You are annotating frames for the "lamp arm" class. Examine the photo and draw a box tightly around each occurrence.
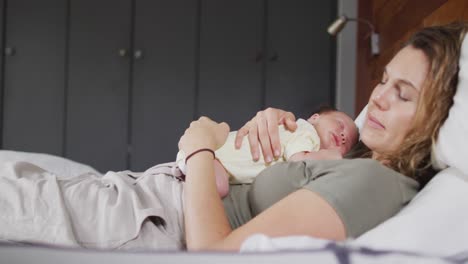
[329,15,380,56]
[347,17,376,33]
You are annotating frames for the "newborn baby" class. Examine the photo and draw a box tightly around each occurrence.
[176,107,359,197]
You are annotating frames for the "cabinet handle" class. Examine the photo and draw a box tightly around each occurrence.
[134,50,143,60]
[4,47,15,56]
[269,52,279,62]
[118,49,128,57]
[252,51,263,63]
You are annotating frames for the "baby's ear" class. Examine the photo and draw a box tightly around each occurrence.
[308,113,320,124]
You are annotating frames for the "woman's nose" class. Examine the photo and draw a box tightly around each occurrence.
[372,86,390,110]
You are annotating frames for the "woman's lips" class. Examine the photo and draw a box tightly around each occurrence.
[367,114,385,129]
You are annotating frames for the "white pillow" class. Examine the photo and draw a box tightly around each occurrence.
[354,104,367,136]
[432,34,468,171]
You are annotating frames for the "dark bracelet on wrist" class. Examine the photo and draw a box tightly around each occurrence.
[185,148,216,164]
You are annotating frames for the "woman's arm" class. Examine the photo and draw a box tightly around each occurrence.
[179,117,232,250]
[234,108,297,162]
[184,153,232,250]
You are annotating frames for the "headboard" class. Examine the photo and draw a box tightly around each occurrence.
[355,0,468,115]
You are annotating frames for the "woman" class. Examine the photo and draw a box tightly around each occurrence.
[179,22,466,251]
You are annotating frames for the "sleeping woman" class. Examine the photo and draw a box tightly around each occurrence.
[0,22,466,251]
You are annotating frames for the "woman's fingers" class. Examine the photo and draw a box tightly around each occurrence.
[283,112,298,132]
[248,120,260,161]
[265,109,282,158]
[234,124,248,149]
[219,121,229,130]
[179,116,230,153]
[218,122,230,138]
[264,109,296,159]
[257,111,274,162]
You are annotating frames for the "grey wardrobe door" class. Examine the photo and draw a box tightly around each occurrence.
[265,0,335,119]
[66,0,131,172]
[130,0,197,171]
[0,0,4,132]
[2,0,67,155]
[198,0,264,130]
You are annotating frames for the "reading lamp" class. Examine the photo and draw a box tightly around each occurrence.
[328,15,380,56]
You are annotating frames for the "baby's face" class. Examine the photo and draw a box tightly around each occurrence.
[307,111,359,155]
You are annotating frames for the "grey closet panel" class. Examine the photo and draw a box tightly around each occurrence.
[66,0,131,172]
[0,0,4,135]
[198,0,264,130]
[130,0,197,170]
[2,0,66,155]
[265,0,335,119]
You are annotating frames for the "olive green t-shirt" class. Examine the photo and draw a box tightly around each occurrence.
[222,159,419,238]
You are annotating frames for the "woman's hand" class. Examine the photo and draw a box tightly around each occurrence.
[234,108,297,162]
[178,116,230,155]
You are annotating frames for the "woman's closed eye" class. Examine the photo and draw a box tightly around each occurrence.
[398,94,409,102]
[397,86,411,102]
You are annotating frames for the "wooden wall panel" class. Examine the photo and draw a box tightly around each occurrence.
[376,0,446,52]
[356,0,467,115]
[423,0,468,26]
[356,0,373,112]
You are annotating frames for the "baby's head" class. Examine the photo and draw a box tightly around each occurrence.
[307,106,359,155]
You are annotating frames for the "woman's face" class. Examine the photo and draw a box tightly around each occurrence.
[361,45,430,156]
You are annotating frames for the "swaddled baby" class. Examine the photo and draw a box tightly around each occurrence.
[176,107,359,197]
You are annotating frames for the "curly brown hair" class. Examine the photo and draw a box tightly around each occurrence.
[352,22,468,185]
